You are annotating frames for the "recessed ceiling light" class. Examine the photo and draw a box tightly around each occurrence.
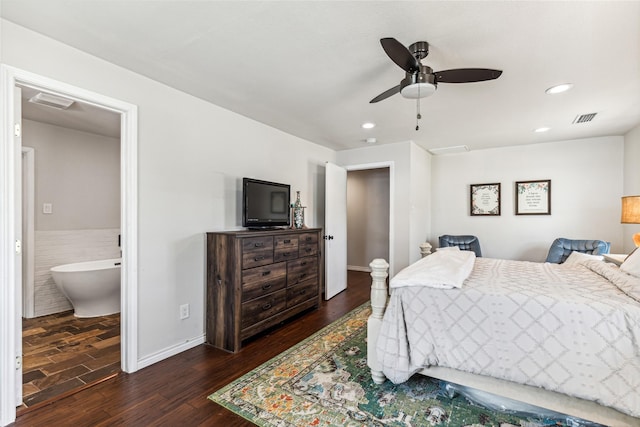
[361,122,376,129]
[545,83,573,95]
[365,137,377,144]
[534,127,550,133]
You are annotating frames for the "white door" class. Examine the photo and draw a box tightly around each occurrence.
[14,86,23,406]
[324,162,347,299]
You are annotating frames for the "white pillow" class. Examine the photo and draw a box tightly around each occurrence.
[620,248,640,278]
[563,251,603,266]
[436,246,460,252]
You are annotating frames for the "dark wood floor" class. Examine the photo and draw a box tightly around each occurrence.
[11,270,372,426]
[21,311,121,409]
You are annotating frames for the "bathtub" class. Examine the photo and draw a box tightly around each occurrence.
[50,258,121,318]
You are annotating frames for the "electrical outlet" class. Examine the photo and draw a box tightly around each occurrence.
[179,303,189,320]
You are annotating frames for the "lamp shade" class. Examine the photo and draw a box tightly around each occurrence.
[621,196,640,224]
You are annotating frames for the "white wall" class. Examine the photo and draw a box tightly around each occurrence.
[431,136,624,261]
[624,124,640,253]
[409,143,432,261]
[24,120,121,230]
[2,20,335,361]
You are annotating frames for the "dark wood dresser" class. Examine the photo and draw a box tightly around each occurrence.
[206,228,321,352]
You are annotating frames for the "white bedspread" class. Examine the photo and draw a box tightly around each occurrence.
[390,249,475,289]
[376,257,640,418]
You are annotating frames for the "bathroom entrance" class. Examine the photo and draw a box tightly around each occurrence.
[0,65,139,423]
[18,85,123,408]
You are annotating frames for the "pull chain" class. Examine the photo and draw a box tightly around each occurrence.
[415,85,422,131]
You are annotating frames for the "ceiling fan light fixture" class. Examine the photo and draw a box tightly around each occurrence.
[400,82,437,99]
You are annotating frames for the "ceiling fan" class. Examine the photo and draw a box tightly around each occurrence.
[370,38,503,103]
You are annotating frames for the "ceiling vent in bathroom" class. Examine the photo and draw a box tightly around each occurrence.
[28,92,75,110]
[573,112,597,124]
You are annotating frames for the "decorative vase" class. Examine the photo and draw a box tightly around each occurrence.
[293,191,305,229]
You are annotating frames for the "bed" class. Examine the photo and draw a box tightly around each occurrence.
[367,248,640,426]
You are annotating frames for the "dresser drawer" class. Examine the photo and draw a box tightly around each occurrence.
[274,235,299,262]
[242,273,286,303]
[298,232,318,257]
[242,262,286,300]
[287,256,318,286]
[286,279,318,308]
[241,236,274,269]
[241,290,287,330]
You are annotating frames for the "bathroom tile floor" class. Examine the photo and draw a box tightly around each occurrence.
[20,310,121,410]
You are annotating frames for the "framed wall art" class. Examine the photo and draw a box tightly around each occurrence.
[515,180,551,215]
[470,183,501,216]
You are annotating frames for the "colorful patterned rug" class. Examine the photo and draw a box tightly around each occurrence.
[209,303,604,427]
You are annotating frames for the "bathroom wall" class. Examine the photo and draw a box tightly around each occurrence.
[23,119,121,317]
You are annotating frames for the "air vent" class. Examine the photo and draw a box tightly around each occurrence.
[427,145,470,155]
[573,113,597,124]
[28,92,75,110]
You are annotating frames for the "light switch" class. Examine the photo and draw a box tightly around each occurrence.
[43,203,52,214]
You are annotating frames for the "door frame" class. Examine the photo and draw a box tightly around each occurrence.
[0,65,139,425]
[345,161,394,278]
[21,147,35,319]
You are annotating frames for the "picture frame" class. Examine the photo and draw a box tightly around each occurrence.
[515,180,551,215]
[470,183,501,216]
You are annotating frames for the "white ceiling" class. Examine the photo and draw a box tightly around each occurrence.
[3,1,639,152]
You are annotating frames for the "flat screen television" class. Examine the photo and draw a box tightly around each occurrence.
[242,178,291,229]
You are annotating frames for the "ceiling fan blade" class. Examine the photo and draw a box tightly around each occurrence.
[380,38,420,73]
[370,84,401,103]
[435,68,503,83]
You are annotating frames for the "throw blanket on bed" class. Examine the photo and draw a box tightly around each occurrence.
[390,248,475,289]
[377,258,640,418]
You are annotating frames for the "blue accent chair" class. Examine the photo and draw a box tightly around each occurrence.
[545,238,610,264]
[438,235,482,257]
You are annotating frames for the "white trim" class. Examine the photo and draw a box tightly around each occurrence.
[345,161,395,278]
[0,65,139,426]
[1,65,18,427]
[137,335,205,370]
[347,265,371,272]
[21,147,35,319]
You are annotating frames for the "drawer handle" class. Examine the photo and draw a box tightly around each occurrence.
[299,273,307,280]
[283,239,291,243]
[262,271,271,276]
[254,256,265,261]
[283,252,290,257]
[262,283,272,290]
[305,237,312,242]
[305,248,312,253]
[262,303,272,311]
[254,242,264,248]
[300,261,307,266]
[299,289,307,295]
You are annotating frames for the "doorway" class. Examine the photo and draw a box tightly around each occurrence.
[0,65,139,425]
[18,88,123,408]
[346,167,390,272]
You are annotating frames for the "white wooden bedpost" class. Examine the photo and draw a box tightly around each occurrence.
[420,242,432,258]
[367,258,389,384]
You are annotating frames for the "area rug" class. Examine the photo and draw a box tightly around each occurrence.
[209,303,604,427]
